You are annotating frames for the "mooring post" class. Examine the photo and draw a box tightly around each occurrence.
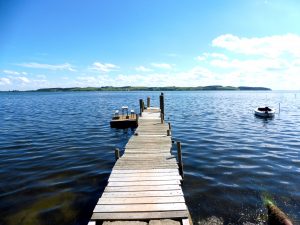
[168,122,171,130]
[177,141,184,179]
[115,148,120,161]
[167,129,171,136]
[159,93,164,115]
[136,114,139,124]
[142,100,145,111]
[160,112,164,124]
[139,99,143,116]
[147,97,150,108]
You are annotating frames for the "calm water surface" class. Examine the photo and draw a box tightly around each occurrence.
[0,91,299,225]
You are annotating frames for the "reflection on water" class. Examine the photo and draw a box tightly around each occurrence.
[0,91,299,225]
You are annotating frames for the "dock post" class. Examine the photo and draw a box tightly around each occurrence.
[176,141,184,179]
[142,100,145,111]
[167,129,171,136]
[168,122,171,130]
[147,97,150,108]
[136,114,139,125]
[160,112,164,124]
[115,148,120,160]
[139,99,143,116]
[160,93,164,115]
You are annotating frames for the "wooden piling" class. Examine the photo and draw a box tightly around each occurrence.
[167,129,171,136]
[177,141,184,179]
[136,114,139,124]
[139,99,143,116]
[147,97,150,108]
[160,93,164,115]
[168,122,171,130]
[161,112,164,124]
[115,148,120,160]
[142,100,145,111]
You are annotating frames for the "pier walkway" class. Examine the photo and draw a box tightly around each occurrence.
[90,104,190,225]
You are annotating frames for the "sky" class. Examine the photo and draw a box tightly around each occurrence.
[0,0,300,90]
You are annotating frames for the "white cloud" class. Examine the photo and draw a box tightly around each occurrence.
[17,62,76,71]
[0,77,11,85]
[135,66,152,72]
[15,76,30,84]
[197,33,300,90]
[90,62,119,73]
[73,65,216,87]
[3,70,28,75]
[196,52,228,61]
[212,33,300,58]
[151,63,173,69]
[210,58,288,72]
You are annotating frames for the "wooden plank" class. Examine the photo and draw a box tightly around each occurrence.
[123,153,171,156]
[110,172,179,177]
[113,166,178,170]
[98,196,185,204]
[107,180,181,186]
[114,164,177,167]
[126,145,171,148]
[127,142,171,145]
[124,150,171,153]
[102,190,183,198]
[130,135,170,139]
[114,162,178,166]
[114,164,176,167]
[117,157,176,161]
[115,161,177,165]
[108,175,182,182]
[93,203,187,212]
[91,211,189,220]
[111,169,179,173]
[128,140,171,143]
[114,164,178,168]
[104,185,181,192]
[114,164,177,168]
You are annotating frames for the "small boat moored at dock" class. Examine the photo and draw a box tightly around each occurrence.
[110,106,138,128]
[254,106,275,118]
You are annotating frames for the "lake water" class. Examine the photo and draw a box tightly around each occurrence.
[0,91,299,225]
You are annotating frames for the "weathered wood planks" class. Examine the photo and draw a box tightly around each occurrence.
[91,106,190,224]
[92,211,189,220]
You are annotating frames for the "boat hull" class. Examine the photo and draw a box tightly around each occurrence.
[254,108,275,118]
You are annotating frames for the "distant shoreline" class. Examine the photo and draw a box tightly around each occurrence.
[3,86,271,92]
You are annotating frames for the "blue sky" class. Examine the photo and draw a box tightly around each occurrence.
[1,0,300,90]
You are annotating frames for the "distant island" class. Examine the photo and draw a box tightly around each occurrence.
[31,85,271,92]
[1,86,271,92]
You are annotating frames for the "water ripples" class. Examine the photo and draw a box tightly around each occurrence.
[0,91,300,224]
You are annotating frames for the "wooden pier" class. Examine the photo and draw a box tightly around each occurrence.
[90,94,190,225]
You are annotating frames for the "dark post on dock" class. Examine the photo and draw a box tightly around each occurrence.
[147,96,150,108]
[90,94,190,225]
[160,92,164,115]
[139,99,144,116]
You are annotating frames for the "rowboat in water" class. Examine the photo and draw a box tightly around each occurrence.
[254,106,275,118]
